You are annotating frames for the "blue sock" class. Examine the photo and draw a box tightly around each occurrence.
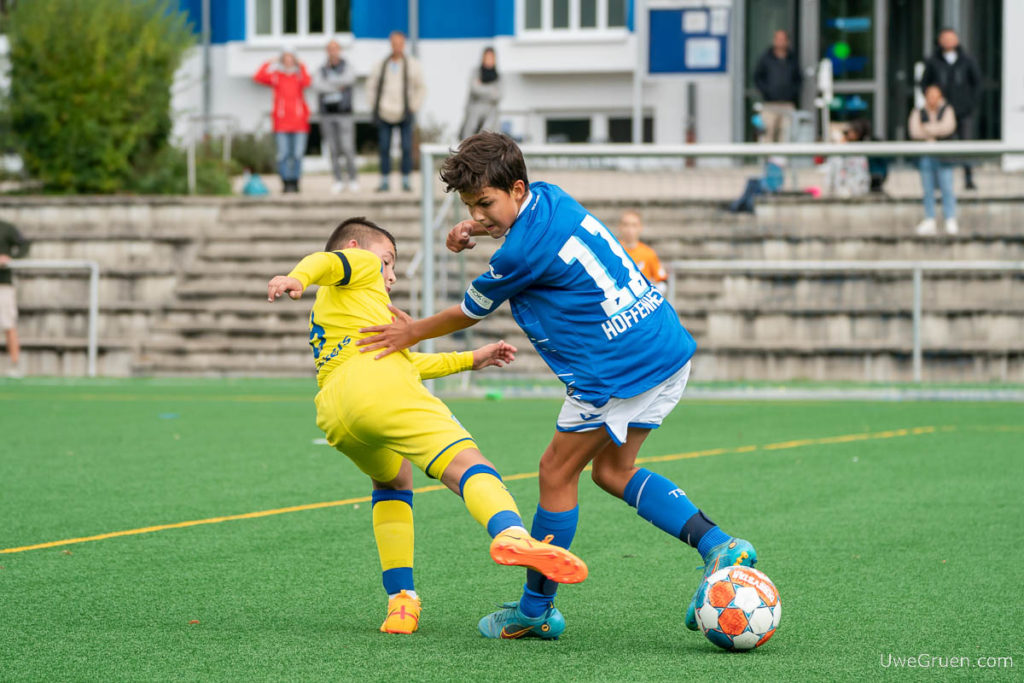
[624,468,730,560]
[519,505,578,618]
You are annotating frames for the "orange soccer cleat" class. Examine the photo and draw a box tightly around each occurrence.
[489,529,588,584]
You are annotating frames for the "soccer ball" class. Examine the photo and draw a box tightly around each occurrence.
[694,565,781,651]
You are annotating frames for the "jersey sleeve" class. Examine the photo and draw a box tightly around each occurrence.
[407,351,474,379]
[461,245,538,319]
[287,249,382,290]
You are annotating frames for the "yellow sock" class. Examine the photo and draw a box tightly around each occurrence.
[458,465,524,537]
[371,490,414,594]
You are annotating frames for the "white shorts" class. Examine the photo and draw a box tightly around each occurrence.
[556,361,691,446]
[0,285,16,331]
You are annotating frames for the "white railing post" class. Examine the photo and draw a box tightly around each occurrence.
[912,265,923,383]
[420,145,436,353]
[9,259,101,378]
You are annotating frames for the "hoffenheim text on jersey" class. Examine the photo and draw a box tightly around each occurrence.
[461,182,697,406]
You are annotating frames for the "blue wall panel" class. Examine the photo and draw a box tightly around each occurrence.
[351,0,409,38]
[177,0,245,43]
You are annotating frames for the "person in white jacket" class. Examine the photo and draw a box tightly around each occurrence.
[459,47,501,140]
[909,84,959,235]
[367,31,426,193]
[315,39,358,193]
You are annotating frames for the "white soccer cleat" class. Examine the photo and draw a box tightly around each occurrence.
[915,218,937,236]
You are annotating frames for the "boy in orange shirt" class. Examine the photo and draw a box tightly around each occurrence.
[617,210,667,293]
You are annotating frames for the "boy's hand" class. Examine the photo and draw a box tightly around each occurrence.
[358,304,415,358]
[267,275,304,302]
[0,254,10,267]
[446,220,482,253]
[471,340,517,370]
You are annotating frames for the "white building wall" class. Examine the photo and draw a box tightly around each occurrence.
[1003,0,1024,170]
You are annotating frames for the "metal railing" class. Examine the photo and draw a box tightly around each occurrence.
[8,259,101,377]
[667,259,1024,383]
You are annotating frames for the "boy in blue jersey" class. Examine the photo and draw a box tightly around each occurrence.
[359,132,757,639]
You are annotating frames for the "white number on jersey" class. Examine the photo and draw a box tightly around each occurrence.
[558,215,649,316]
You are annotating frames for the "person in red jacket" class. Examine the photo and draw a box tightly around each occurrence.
[254,47,312,193]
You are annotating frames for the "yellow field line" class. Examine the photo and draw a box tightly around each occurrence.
[0,424,947,555]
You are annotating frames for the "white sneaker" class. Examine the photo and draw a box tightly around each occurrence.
[330,181,345,194]
[6,366,24,379]
[944,218,959,235]
[347,180,360,192]
[915,218,937,236]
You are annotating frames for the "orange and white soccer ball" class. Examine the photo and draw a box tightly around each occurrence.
[693,565,781,651]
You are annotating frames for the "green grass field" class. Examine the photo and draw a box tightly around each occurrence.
[1,379,1021,680]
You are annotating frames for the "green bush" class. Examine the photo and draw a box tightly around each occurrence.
[229,133,277,175]
[130,145,233,196]
[5,0,194,193]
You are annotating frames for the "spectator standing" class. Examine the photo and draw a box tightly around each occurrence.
[753,30,803,143]
[367,31,425,193]
[254,47,312,193]
[459,47,501,140]
[0,219,29,378]
[825,118,871,198]
[316,39,358,194]
[909,84,958,236]
[921,28,982,190]
[617,210,667,294]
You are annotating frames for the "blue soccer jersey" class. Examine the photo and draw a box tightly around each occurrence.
[461,182,696,405]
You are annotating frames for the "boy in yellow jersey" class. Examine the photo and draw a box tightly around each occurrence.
[617,209,667,294]
[266,216,587,635]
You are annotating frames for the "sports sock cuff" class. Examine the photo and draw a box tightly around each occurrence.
[680,510,717,547]
[697,526,732,560]
[519,585,553,618]
[458,464,502,497]
[533,505,579,531]
[486,510,524,538]
[623,468,653,507]
[382,567,414,594]
[371,489,413,506]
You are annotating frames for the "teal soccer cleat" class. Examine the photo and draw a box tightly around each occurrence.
[684,538,758,631]
[478,601,565,639]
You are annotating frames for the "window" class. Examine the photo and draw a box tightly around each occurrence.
[522,0,628,33]
[249,0,350,39]
[608,116,654,143]
[546,118,592,143]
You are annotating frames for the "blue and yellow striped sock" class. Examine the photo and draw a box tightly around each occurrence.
[371,489,415,596]
[458,465,524,537]
[519,504,579,618]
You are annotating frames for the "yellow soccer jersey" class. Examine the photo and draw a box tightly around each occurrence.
[287,248,473,386]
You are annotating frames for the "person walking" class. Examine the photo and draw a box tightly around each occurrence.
[921,28,982,190]
[316,39,358,194]
[753,30,803,143]
[254,47,312,193]
[909,84,958,236]
[459,47,501,140]
[0,219,29,378]
[367,31,425,193]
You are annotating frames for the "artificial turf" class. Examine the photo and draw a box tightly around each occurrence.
[0,379,1021,680]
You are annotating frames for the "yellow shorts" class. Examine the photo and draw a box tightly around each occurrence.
[314,353,477,483]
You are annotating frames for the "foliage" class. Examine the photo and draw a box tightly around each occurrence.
[129,144,233,195]
[5,0,194,193]
[229,132,277,175]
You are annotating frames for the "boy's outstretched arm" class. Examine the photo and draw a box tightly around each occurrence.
[267,251,362,302]
[407,341,517,379]
[358,303,478,358]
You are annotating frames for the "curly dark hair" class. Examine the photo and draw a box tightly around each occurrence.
[439,132,529,194]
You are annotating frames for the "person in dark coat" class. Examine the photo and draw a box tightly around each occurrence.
[921,28,982,189]
[753,30,803,143]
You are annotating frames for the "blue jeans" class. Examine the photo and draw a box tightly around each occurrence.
[918,156,956,219]
[275,132,307,181]
[377,116,414,178]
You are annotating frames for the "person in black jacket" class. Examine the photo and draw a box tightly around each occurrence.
[753,30,803,143]
[921,28,982,189]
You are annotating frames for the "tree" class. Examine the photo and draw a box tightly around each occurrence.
[5,0,194,193]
